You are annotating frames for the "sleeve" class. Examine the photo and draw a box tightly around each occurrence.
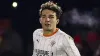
[32,29,38,56]
[62,35,81,56]
[32,31,35,56]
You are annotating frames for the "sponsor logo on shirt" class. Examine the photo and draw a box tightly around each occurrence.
[50,41,56,47]
[35,49,53,56]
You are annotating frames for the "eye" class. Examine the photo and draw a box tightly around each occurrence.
[49,16,54,19]
[41,16,46,18]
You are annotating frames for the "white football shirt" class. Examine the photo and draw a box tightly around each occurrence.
[32,28,81,56]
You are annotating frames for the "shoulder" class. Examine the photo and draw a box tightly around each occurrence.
[32,28,43,39]
[57,29,70,37]
[33,28,43,36]
[58,29,73,40]
[33,28,43,34]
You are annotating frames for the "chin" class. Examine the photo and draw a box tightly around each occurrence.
[45,28,52,31]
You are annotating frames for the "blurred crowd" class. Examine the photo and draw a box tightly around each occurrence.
[0,19,24,56]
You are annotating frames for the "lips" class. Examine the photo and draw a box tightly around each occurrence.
[45,24,50,27]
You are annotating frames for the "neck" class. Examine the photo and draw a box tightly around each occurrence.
[43,28,58,36]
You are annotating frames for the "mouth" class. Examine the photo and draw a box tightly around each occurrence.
[45,24,50,27]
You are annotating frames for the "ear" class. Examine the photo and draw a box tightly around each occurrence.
[56,19,59,24]
[39,18,41,24]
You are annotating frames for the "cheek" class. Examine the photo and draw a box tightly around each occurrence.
[40,18,44,24]
[51,20,57,25]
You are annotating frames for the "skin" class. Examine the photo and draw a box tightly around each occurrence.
[40,9,59,35]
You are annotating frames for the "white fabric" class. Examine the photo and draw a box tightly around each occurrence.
[32,28,81,56]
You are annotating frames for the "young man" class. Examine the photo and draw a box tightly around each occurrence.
[32,1,81,56]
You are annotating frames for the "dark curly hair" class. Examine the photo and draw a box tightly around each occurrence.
[39,1,63,19]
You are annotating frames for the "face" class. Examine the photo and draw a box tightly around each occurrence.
[40,9,59,31]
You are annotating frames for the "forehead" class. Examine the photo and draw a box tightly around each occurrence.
[41,9,56,16]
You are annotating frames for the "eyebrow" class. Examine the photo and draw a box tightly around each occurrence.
[49,15,54,17]
[41,15,46,16]
[41,14,54,17]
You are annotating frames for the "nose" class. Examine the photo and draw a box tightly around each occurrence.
[45,18,50,22]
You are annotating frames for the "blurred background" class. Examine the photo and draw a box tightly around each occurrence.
[0,0,100,56]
